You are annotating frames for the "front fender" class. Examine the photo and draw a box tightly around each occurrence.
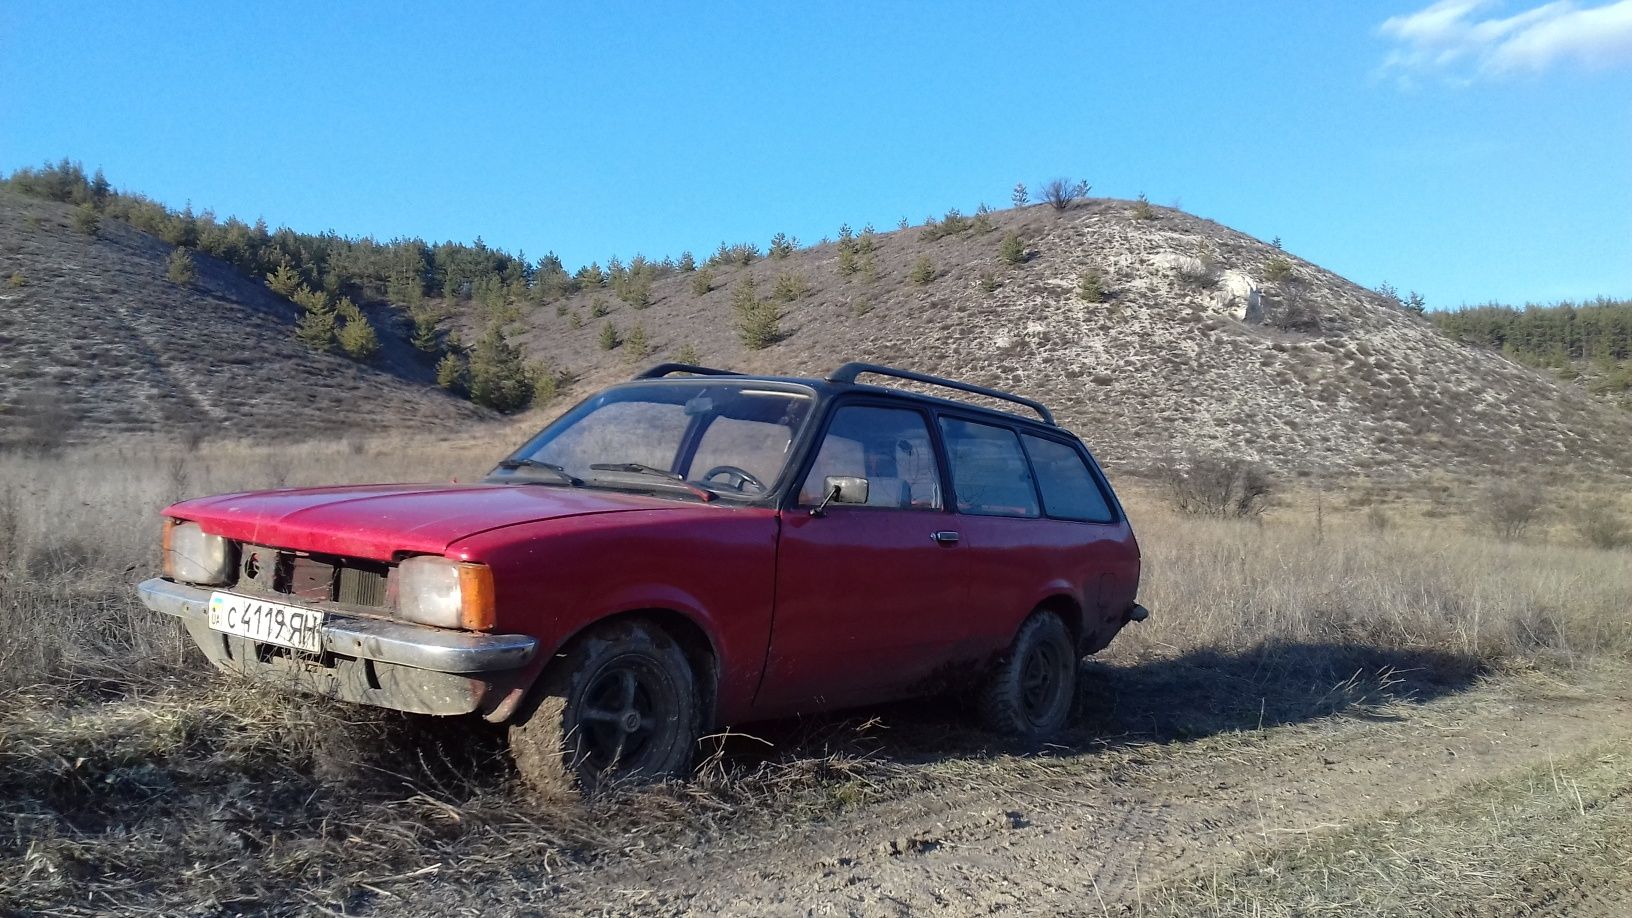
[448,505,780,724]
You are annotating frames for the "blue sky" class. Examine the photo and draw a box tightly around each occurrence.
[2,1,1628,308]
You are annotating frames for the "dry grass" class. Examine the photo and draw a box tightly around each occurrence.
[1137,737,1632,917]
[1,433,1630,914]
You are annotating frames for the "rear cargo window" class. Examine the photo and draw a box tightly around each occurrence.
[938,418,1040,518]
[1021,435,1116,523]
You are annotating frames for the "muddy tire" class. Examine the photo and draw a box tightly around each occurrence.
[977,611,1076,744]
[508,619,699,795]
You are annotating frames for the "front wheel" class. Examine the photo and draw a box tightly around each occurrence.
[977,611,1076,745]
[508,619,700,795]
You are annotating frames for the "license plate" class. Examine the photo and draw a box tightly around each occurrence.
[208,592,326,654]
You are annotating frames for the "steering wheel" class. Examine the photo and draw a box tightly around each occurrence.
[700,464,767,494]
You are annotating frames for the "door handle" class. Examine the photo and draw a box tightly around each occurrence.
[931,531,960,544]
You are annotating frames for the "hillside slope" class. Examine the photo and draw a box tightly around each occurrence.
[493,200,1632,480]
[0,191,487,446]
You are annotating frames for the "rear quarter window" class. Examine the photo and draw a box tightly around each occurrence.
[1021,434,1116,523]
[938,418,1040,518]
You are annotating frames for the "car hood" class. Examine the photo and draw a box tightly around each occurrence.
[167,483,691,561]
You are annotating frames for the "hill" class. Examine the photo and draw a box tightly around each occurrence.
[4,162,1629,484]
[470,200,1632,481]
[0,190,488,448]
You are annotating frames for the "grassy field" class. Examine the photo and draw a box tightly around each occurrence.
[1,435,1629,915]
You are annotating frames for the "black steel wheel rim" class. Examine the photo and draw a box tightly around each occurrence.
[1019,640,1066,724]
[577,656,673,771]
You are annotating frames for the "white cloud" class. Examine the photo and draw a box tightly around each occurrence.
[1379,0,1632,80]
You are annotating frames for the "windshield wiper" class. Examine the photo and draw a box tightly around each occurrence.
[588,462,682,479]
[495,458,582,485]
[587,463,716,502]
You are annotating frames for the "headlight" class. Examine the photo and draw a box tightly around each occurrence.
[163,520,233,585]
[394,556,495,630]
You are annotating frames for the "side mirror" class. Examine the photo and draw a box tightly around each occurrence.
[811,476,869,516]
[826,476,869,504]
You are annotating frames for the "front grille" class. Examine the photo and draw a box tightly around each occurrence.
[338,566,388,607]
[231,543,390,610]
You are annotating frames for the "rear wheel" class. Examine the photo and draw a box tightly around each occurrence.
[977,611,1076,744]
[508,619,700,795]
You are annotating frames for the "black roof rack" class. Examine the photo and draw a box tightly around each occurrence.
[635,363,743,379]
[827,362,1056,425]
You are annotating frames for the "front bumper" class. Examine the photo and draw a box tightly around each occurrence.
[138,577,540,716]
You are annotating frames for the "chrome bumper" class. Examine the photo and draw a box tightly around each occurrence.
[136,577,537,674]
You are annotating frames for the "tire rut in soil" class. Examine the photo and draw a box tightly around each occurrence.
[513,677,1632,917]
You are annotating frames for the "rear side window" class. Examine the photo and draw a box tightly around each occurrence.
[939,418,1040,518]
[1022,435,1116,523]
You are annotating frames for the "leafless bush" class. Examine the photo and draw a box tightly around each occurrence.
[1173,255,1218,289]
[8,389,77,454]
[1039,178,1090,212]
[1270,276,1322,333]
[1365,506,1392,532]
[1573,503,1629,549]
[1157,456,1273,518]
[1480,479,1544,541]
[0,487,19,581]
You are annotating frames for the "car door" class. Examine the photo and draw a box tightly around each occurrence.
[935,415,1074,656]
[755,402,964,716]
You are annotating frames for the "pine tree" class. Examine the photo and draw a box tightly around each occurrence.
[1077,269,1106,303]
[292,285,336,351]
[625,322,650,360]
[335,298,380,359]
[909,256,936,286]
[1011,183,1028,207]
[598,321,620,351]
[71,202,100,236]
[166,248,198,286]
[769,232,797,259]
[531,361,561,404]
[732,278,781,350]
[436,353,467,392]
[998,231,1026,266]
[772,271,810,302]
[410,308,441,351]
[466,325,533,412]
[295,309,337,351]
[675,343,701,365]
[266,263,302,298]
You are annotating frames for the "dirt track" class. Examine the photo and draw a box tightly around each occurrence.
[409,666,1632,917]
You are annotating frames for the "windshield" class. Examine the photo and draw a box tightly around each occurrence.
[490,382,814,500]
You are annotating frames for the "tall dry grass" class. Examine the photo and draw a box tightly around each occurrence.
[1122,502,1632,664]
[1,433,1628,696]
[0,433,508,692]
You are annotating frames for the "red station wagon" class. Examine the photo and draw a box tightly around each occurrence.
[139,363,1147,790]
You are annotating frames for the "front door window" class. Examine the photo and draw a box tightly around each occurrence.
[798,405,942,510]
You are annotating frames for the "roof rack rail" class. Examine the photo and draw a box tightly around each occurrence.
[826,362,1055,425]
[635,363,743,380]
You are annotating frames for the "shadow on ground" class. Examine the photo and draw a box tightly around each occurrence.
[708,640,1485,768]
